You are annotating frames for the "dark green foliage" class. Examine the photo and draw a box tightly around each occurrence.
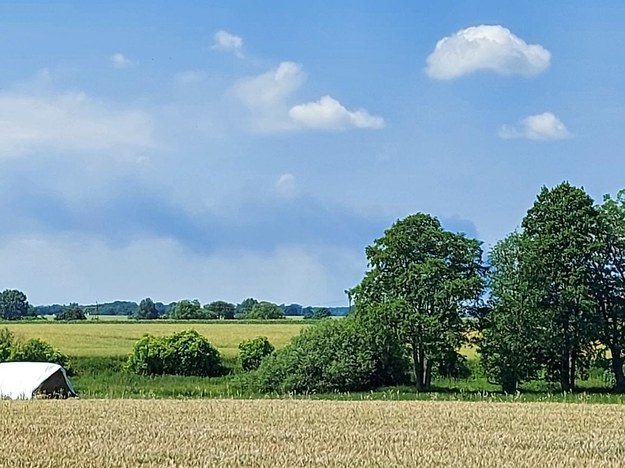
[9,338,70,369]
[236,298,258,318]
[304,307,331,320]
[0,289,29,320]
[0,327,15,361]
[127,329,223,377]
[131,298,160,320]
[283,304,303,316]
[238,336,275,371]
[353,213,485,391]
[84,301,139,316]
[204,301,236,320]
[54,303,87,321]
[170,300,204,320]
[593,190,625,392]
[34,304,66,316]
[479,233,546,393]
[246,301,285,320]
[521,183,601,392]
[254,318,408,394]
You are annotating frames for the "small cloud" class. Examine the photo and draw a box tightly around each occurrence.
[289,96,384,131]
[426,25,550,79]
[499,112,570,141]
[275,173,296,198]
[111,53,133,69]
[212,30,244,57]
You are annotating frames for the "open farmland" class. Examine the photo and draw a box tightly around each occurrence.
[2,399,625,467]
[3,322,307,358]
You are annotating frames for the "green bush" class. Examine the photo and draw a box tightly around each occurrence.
[9,338,70,369]
[238,336,274,371]
[0,327,15,361]
[253,318,408,394]
[127,329,223,377]
[54,303,87,321]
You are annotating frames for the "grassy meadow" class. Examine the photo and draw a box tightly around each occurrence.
[4,321,308,358]
[2,399,625,467]
[3,320,617,399]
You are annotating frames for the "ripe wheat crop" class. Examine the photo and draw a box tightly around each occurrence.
[2,399,625,467]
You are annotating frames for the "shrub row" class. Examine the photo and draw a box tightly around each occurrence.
[0,327,70,369]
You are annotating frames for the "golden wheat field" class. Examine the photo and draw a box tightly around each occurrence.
[2,399,625,467]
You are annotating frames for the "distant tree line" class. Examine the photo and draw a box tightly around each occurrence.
[1,294,338,322]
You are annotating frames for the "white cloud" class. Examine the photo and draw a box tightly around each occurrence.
[233,64,384,133]
[232,61,306,132]
[426,25,551,79]
[0,91,155,157]
[289,95,385,131]
[111,53,133,69]
[275,173,296,198]
[498,112,570,140]
[234,61,305,109]
[212,30,244,57]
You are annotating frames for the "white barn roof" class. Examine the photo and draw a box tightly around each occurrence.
[0,362,76,400]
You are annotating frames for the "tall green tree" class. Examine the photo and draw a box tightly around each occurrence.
[353,213,485,391]
[479,233,546,393]
[135,298,159,320]
[521,183,601,392]
[170,300,203,320]
[0,289,29,321]
[236,298,258,318]
[204,301,236,320]
[593,190,625,392]
[246,301,285,320]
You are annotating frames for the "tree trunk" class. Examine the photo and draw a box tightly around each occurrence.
[501,372,518,394]
[569,347,577,391]
[560,348,571,392]
[413,345,430,391]
[611,348,625,393]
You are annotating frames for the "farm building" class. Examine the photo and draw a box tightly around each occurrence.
[0,362,76,400]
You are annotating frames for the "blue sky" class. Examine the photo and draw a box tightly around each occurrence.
[1,1,624,306]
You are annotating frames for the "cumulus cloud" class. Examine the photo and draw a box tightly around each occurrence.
[289,95,384,130]
[212,30,244,57]
[232,61,306,132]
[0,91,155,157]
[275,173,296,198]
[426,25,551,79]
[234,61,305,109]
[498,112,570,140]
[233,64,384,133]
[111,53,133,69]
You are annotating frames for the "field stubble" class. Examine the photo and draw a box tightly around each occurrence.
[1,399,625,467]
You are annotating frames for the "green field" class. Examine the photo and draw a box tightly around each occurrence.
[4,321,308,358]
